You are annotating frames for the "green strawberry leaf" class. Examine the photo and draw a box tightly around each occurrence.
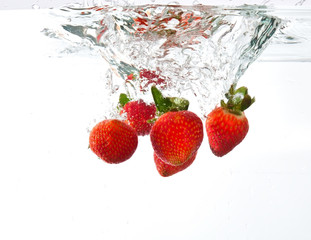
[151,86,171,113]
[221,99,227,109]
[147,118,157,124]
[240,95,255,111]
[222,84,255,114]
[235,86,248,96]
[151,86,189,114]
[119,93,131,108]
[169,97,189,111]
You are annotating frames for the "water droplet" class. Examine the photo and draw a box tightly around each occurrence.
[32,4,40,9]
[112,85,119,93]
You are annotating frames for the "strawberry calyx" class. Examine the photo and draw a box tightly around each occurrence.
[221,84,255,115]
[119,93,131,108]
[151,86,189,115]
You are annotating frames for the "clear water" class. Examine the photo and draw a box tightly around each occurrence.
[0,5,311,240]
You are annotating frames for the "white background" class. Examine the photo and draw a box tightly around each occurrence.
[0,7,311,240]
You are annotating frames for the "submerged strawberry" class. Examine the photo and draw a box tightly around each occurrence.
[205,84,255,157]
[127,69,168,92]
[154,151,197,177]
[121,99,156,136]
[139,69,167,90]
[150,86,203,166]
[150,110,203,166]
[89,119,138,163]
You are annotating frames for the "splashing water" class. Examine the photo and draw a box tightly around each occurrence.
[44,4,281,117]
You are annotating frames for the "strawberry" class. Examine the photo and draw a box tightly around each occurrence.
[154,151,197,177]
[150,110,203,166]
[150,86,203,166]
[139,69,167,91]
[89,119,138,163]
[120,99,156,136]
[127,69,168,93]
[205,84,255,157]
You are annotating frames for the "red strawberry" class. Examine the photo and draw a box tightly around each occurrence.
[205,84,255,157]
[206,107,249,157]
[150,110,203,166]
[126,69,168,93]
[89,119,138,163]
[120,99,156,136]
[139,69,167,90]
[154,151,197,177]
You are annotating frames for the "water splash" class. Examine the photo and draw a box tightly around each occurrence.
[46,4,281,117]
